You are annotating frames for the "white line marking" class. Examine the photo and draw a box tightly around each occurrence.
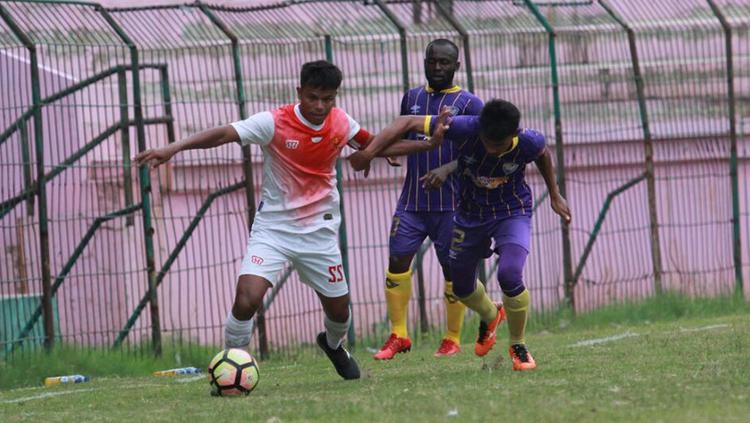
[176,375,204,383]
[679,324,729,333]
[570,322,731,347]
[1,388,96,404]
[274,363,302,370]
[1,383,163,404]
[570,332,640,347]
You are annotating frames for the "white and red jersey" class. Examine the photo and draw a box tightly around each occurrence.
[231,104,370,233]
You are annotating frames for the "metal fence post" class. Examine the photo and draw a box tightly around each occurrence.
[117,70,135,226]
[0,4,55,351]
[433,0,474,93]
[706,0,743,296]
[375,0,410,93]
[413,243,430,334]
[521,0,575,310]
[98,6,162,356]
[599,0,663,295]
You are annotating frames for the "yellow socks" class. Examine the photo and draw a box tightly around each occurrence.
[503,289,530,345]
[443,281,465,343]
[458,281,497,323]
[385,269,413,338]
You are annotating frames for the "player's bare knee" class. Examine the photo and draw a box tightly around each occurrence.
[388,255,413,274]
[325,303,350,323]
[232,293,262,320]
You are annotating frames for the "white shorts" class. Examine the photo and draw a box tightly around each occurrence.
[238,224,349,298]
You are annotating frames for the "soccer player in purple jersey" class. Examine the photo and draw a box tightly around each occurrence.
[372,39,485,360]
[349,99,572,370]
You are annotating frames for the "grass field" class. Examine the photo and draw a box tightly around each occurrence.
[2,296,749,422]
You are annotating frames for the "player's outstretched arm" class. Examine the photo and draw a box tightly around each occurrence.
[535,147,572,224]
[378,138,437,157]
[134,125,240,169]
[419,159,458,190]
[347,108,451,172]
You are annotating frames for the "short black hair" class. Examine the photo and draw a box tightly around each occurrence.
[300,60,342,90]
[425,38,459,60]
[479,99,521,142]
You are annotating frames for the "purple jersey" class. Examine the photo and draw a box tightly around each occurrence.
[428,115,546,220]
[397,86,483,212]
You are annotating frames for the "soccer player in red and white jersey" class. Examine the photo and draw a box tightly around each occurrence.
[135,61,444,380]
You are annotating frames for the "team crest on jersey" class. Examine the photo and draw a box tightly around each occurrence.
[502,162,519,174]
[285,139,300,149]
[311,136,323,143]
[410,104,421,114]
[447,106,459,116]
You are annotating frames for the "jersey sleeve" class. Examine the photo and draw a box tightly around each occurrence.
[399,92,408,116]
[230,111,274,146]
[462,95,484,116]
[521,128,547,161]
[425,114,478,143]
[347,128,372,149]
[345,113,372,149]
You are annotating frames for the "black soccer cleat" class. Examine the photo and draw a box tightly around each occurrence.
[316,332,361,380]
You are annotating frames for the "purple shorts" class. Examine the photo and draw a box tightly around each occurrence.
[388,210,454,269]
[448,213,532,264]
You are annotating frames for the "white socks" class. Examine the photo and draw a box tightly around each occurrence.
[225,310,351,351]
[324,314,351,350]
[224,311,253,349]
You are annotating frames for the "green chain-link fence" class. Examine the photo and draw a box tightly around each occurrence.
[1,0,747,357]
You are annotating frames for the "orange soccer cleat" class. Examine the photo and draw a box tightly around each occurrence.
[474,304,506,357]
[509,344,536,371]
[373,333,412,360]
[434,338,461,357]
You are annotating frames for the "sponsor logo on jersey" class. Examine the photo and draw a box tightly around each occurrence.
[285,139,300,149]
[464,169,509,189]
[251,255,264,265]
[311,136,323,143]
[410,104,421,114]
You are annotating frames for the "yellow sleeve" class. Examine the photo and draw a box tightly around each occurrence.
[423,116,432,136]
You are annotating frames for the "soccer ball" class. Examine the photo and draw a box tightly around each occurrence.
[208,348,259,396]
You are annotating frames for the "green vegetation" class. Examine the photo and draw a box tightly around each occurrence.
[1,295,748,422]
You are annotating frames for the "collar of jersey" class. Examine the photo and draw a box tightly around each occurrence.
[497,136,519,158]
[294,103,325,132]
[425,84,461,94]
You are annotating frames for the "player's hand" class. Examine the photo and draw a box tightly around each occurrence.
[385,156,401,167]
[550,194,571,224]
[420,168,449,190]
[134,145,178,169]
[427,107,452,149]
[347,150,374,173]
